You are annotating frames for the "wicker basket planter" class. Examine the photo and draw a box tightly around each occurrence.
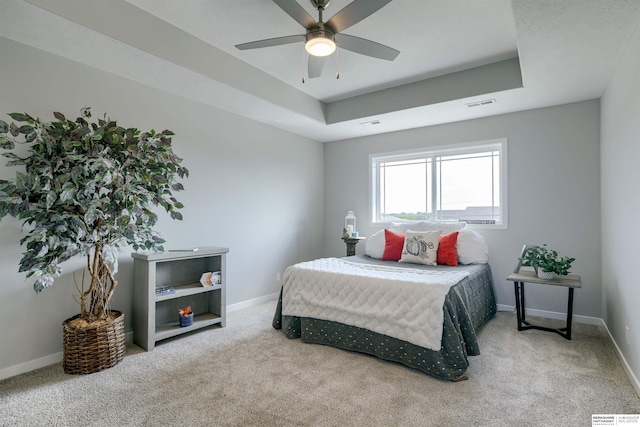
[62,310,125,375]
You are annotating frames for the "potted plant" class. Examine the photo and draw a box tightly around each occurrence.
[179,305,194,327]
[0,108,188,374]
[519,244,575,279]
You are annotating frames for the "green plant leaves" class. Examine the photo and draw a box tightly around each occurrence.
[0,107,189,307]
[519,244,575,275]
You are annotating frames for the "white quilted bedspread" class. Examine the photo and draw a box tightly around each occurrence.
[282,258,470,351]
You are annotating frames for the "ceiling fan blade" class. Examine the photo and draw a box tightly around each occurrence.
[336,34,399,61]
[326,0,392,33]
[308,55,325,78]
[273,0,317,29]
[235,35,305,50]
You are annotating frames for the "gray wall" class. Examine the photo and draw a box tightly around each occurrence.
[0,37,324,375]
[601,18,640,390]
[324,100,601,320]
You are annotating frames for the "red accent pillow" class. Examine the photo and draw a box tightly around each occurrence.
[382,229,405,261]
[437,231,459,266]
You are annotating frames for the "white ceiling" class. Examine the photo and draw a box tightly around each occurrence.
[1,0,640,142]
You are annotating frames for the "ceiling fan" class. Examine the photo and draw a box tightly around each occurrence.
[235,0,400,79]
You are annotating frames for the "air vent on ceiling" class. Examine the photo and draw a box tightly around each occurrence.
[466,99,496,108]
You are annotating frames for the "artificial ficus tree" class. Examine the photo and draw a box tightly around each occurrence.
[0,108,189,321]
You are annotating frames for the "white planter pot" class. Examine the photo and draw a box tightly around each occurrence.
[537,270,555,280]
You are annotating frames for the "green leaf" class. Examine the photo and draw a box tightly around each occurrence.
[59,185,77,203]
[0,136,14,149]
[8,112,32,122]
[9,122,19,137]
[0,120,8,133]
[53,112,66,121]
[2,152,21,160]
[45,191,57,210]
[19,125,34,134]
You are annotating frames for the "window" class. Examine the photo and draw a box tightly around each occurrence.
[370,139,507,228]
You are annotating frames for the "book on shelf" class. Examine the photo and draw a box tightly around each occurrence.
[155,286,176,296]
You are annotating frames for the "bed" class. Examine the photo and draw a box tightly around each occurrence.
[272,254,496,381]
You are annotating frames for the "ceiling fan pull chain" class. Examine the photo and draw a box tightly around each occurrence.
[335,43,340,80]
[301,47,306,84]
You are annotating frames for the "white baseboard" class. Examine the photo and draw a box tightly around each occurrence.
[0,352,63,381]
[599,320,640,398]
[227,292,279,313]
[496,304,602,325]
[0,330,133,381]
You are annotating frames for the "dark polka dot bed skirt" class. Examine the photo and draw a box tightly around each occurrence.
[272,260,496,382]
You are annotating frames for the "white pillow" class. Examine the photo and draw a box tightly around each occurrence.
[399,230,441,266]
[365,229,385,259]
[457,229,489,264]
[390,221,465,235]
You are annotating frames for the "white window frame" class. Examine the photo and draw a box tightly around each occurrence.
[369,138,508,229]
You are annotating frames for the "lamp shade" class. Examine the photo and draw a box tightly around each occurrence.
[305,31,336,57]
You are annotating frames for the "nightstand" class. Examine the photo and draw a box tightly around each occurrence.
[341,236,366,256]
[506,270,581,340]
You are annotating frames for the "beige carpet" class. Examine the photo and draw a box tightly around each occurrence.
[0,301,638,427]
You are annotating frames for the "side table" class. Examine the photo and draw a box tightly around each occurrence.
[341,236,366,256]
[506,270,581,340]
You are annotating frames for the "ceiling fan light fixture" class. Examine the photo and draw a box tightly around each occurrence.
[235,0,399,80]
[305,30,336,57]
